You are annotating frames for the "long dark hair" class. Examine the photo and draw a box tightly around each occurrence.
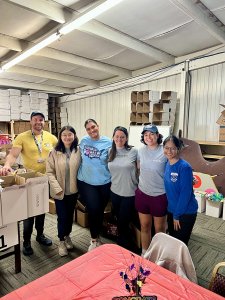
[55,126,78,153]
[108,126,133,162]
[163,135,184,150]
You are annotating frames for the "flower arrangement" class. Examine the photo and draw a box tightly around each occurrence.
[119,253,151,297]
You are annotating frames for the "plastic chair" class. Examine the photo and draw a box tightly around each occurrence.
[144,232,197,283]
[209,262,225,297]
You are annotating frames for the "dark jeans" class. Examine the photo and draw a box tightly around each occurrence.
[110,191,136,250]
[167,212,197,245]
[77,180,110,239]
[23,214,45,243]
[55,193,78,241]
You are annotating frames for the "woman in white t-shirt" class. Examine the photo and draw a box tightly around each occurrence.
[108,126,138,251]
[135,124,167,256]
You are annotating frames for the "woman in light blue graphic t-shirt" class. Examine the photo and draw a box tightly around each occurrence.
[77,119,112,252]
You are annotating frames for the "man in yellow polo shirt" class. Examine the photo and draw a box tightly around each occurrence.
[0,112,57,256]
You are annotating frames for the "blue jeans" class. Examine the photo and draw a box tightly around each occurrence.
[55,193,78,241]
[77,180,110,239]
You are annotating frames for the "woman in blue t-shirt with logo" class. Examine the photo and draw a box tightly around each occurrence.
[77,119,112,251]
[163,135,198,245]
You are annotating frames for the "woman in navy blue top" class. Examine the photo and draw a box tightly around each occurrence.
[163,135,198,245]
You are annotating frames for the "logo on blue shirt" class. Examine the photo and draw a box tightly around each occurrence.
[84,145,103,159]
[171,172,178,182]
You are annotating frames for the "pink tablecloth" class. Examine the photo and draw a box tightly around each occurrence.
[2,244,223,300]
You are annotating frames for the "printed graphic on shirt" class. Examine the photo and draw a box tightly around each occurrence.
[84,145,103,159]
[171,172,178,182]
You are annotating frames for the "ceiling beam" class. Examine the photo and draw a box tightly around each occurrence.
[4,0,68,23]
[81,21,175,64]
[4,0,175,63]
[0,78,74,94]
[0,34,131,77]
[7,65,99,87]
[170,0,225,44]
[38,47,131,77]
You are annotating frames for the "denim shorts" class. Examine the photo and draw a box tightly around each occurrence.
[135,188,167,217]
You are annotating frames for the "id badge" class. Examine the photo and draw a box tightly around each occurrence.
[37,158,45,163]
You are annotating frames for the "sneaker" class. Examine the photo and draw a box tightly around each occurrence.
[58,241,68,257]
[36,234,52,246]
[88,239,102,252]
[64,236,73,250]
[23,241,33,256]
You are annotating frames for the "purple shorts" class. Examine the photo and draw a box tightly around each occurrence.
[135,188,167,217]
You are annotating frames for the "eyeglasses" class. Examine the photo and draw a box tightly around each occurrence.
[164,146,177,151]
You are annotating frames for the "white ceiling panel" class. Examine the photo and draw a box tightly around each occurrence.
[96,0,192,39]
[0,1,54,40]
[0,0,225,94]
[146,21,220,57]
[19,56,77,73]
[50,30,125,60]
[200,0,225,10]
[68,67,111,81]
[0,71,45,83]
[99,49,158,70]
[42,79,81,88]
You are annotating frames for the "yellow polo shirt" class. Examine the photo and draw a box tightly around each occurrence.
[13,130,58,173]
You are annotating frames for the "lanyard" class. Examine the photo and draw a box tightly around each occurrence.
[32,131,43,154]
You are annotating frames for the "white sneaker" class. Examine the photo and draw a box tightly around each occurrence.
[64,236,73,250]
[58,241,68,257]
[88,239,102,252]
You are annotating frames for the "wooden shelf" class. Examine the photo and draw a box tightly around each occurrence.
[196,140,225,161]
[202,154,224,160]
[197,140,225,146]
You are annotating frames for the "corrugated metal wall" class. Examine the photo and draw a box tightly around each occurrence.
[188,63,225,141]
[63,74,181,140]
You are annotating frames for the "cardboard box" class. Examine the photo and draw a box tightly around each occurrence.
[136,113,142,123]
[205,199,223,218]
[16,172,49,218]
[130,112,136,122]
[49,198,56,214]
[0,175,27,225]
[131,102,136,112]
[131,91,138,103]
[76,209,89,228]
[161,91,177,100]
[137,102,144,113]
[194,191,206,213]
[219,126,225,142]
[223,202,225,221]
[0,222,19,251]
[216,104,225,126]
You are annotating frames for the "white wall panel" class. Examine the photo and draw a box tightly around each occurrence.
[63,74,181,140]
[188,63,225,141]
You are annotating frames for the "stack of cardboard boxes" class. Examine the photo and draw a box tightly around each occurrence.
[48,97,68,137]
[0,89,48,121]
[130,90,177,127]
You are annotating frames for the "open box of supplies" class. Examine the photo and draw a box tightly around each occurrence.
[193,172,224,218]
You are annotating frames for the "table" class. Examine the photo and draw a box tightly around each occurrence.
[2,244,224,300]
